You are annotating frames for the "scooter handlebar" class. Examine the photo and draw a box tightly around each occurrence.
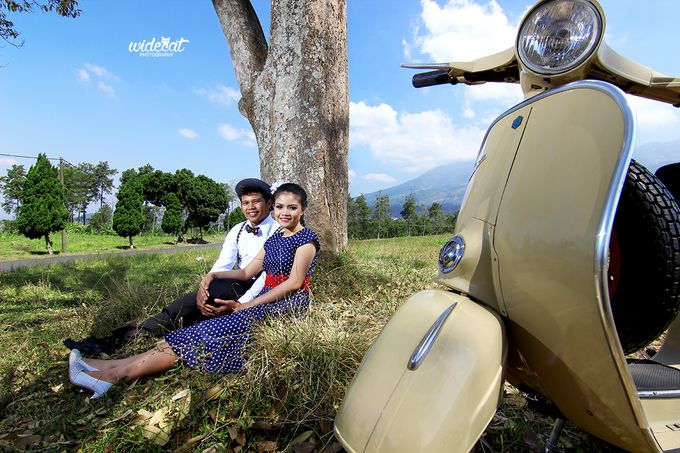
[412,70,457,88]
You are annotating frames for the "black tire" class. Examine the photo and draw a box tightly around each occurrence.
[611,159,680,354]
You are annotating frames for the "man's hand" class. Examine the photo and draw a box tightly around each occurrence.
[212,299,241,316]
[196,274,215,317]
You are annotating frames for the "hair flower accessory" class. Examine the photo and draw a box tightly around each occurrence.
[270,181,284,194]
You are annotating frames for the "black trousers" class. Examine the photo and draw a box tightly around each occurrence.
[111,278,254,343]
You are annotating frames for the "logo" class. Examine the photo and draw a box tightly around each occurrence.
[128,36,189,57]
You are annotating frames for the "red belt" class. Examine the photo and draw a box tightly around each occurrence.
[265,274,310,291]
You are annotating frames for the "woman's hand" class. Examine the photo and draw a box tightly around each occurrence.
[212,299,241,315]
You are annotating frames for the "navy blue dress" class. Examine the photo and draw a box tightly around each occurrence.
[165,228,319,372]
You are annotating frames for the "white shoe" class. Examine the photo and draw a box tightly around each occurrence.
[69,349,99,382]
[71,370,112,399]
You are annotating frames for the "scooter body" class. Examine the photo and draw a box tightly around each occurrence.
[335,0,680,451]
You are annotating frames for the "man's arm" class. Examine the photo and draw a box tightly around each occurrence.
[209,223,242,273]
[237,272,265,303]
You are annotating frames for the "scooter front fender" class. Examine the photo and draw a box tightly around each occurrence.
[335,290,506,453]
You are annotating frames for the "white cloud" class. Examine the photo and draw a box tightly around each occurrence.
[76,63,120,96]
[460,82,523,118]
[76,69,90,83]
[218,123,256,147]
[348,168,356,182]
[412,0,516,62]
[218,123,241,140]
[178,128,199,139]
[626,95,680,145]
[350,101,483,173]
[84,63,120,81]
[197,85,241,106]
[365,173,396,183]
[98,81,115,97]
[399,1,523,144]
[627,95,680,130]
[465,82,522,104]
[0,157,17,168]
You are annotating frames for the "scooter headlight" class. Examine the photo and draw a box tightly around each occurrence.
[517,0,602,75]
[439,236,464,274]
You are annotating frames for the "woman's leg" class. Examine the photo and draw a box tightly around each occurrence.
[85,342,179,384]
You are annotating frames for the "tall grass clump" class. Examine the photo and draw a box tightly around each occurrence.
[0,235,620,451]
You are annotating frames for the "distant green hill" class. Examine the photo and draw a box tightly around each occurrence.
[363,160,473,216]
[362,137,680,217]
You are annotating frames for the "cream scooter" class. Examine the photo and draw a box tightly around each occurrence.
[335,0,680,451]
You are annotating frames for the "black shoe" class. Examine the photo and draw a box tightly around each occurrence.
[63,337,113,356]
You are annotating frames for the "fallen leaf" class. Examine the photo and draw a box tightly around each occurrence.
[292,441,315,453]
[202,444,227,453]
[228,426,239,441]
[320,442,343,453]
[133,409,153,425]
[259,440,277,452]
[148,408,166,428]
[284,430,313,452]
[50,384,64,393]
[174,434,207,453]
[204,384,224,402]
[14,434,41,448]
[522,426,541,451]
[99,409,133,428]
[142,424,170,447]
[236,430,246,446]
[172,388,191,401]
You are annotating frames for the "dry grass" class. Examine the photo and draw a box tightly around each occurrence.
[0,235,628,451]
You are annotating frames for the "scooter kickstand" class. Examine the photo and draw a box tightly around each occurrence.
[545,418,566,452]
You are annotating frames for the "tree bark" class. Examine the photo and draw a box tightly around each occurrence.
[212,0,349,255]
[45,234,53,255]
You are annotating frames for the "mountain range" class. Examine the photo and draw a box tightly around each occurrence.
[362,138,680,217]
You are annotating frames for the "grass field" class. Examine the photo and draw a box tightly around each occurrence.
[0,235,617,452]
[0,231,226,260]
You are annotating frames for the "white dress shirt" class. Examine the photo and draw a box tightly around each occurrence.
[210,215,279,303]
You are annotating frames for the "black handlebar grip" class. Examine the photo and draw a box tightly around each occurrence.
[412,70,455,88]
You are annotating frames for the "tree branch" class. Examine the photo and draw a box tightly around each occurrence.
[211,0,268,117]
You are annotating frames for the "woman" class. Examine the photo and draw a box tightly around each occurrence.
[69,183,319,399]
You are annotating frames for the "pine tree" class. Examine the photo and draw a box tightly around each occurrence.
[161,193,182,243]
[0,164,26,218]
[16,154,69,254]
[400,194,418,236]
[112,179,145,248]
[372,193,391,239]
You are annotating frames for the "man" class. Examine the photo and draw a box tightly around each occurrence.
[64,178,279,355]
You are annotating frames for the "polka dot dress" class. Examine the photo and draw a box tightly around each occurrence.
[165,228,320,373]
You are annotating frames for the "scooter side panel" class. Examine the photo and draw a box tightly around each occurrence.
[334,290,505,453]
[437,106,531,311]
[493,83,657,451]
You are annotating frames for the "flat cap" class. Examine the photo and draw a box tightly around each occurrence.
[235,178,272,199]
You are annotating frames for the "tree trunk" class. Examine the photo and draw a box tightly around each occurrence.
[45,234,53,255]
[212,0,349,256]
[129,236,134,249]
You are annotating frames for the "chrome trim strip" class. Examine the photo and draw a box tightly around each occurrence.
[479,79,652,439]
[407,302,458,371]
[584,82,656,434]
[638,390,680,399]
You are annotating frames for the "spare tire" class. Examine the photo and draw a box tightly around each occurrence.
[610,159,680,354]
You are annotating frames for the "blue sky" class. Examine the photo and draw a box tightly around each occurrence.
[0,0,679,208]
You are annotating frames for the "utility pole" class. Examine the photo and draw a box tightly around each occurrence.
[59,157,67,253]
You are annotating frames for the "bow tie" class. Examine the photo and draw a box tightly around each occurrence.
[245,224,260,235]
